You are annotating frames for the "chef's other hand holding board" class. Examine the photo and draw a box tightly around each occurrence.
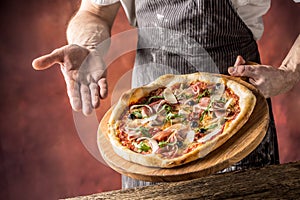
[229,35,300,98]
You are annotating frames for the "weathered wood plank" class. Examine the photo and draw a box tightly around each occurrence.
[65,161,300,200]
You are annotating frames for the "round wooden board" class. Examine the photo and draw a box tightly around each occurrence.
[97,76,269,182]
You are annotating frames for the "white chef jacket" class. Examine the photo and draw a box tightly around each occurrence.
[91,0,273,40]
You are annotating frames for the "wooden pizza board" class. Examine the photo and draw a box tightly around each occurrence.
[97,76,269,182]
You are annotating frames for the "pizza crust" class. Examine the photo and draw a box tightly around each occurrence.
[108,72,256,168]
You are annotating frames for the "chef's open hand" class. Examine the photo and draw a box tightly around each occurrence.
[32,44,108,116]
[228,56,296,98]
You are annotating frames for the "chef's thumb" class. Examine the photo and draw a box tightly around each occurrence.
[228,67,236,75]
[228,55,247,76]
[32,48,64,70]
[234,55,246,66]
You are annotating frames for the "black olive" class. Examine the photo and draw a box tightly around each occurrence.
[190,121,199,128]
[177,141,183,147]
[200,128,206,133]
[187,100,196,106]
[128,113,136,120]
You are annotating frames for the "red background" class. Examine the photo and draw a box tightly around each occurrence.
[0,0,299,199]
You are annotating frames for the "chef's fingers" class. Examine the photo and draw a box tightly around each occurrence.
[32,47,65,70]
[234,55,246,67]
[89,82,100,108]
[228,65,257,79]
[81,84,93,116]
[98,78,108,99]
[66,79,82,111]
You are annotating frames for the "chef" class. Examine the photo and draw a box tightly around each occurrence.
[32,0,300,189]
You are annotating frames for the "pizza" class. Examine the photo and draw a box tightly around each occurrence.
[107,73,256,168]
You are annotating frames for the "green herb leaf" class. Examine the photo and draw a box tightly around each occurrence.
[205,123,218,130]
[195,123,218,134]
[158,141,168,148]
[184,94,193,99]
[139,142,151,152]
[157,104,172,114]
[163,104,172,113]
[199,102,212,122]
[197,89,210,102]
[146,96,164,104]
[194,128,201,132]
[166,113,183,121]
[219,97,226,103]
[131,111,142,119]
[139,127,151,137]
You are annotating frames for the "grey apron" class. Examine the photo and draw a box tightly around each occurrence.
[123,0,279,189]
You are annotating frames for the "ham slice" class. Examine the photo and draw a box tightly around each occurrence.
[152,129,174,141]
[199,97,210,107]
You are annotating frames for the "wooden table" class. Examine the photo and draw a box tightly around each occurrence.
[64,161,300,199]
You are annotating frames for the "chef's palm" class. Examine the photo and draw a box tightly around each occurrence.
[32,44,107,116]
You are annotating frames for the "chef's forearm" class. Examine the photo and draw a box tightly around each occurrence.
[66,1,120,50]
[279,35,300,84]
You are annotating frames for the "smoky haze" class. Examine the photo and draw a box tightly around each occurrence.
[0,0,299,199]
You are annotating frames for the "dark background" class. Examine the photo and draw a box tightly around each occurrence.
[0,0,299,199]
